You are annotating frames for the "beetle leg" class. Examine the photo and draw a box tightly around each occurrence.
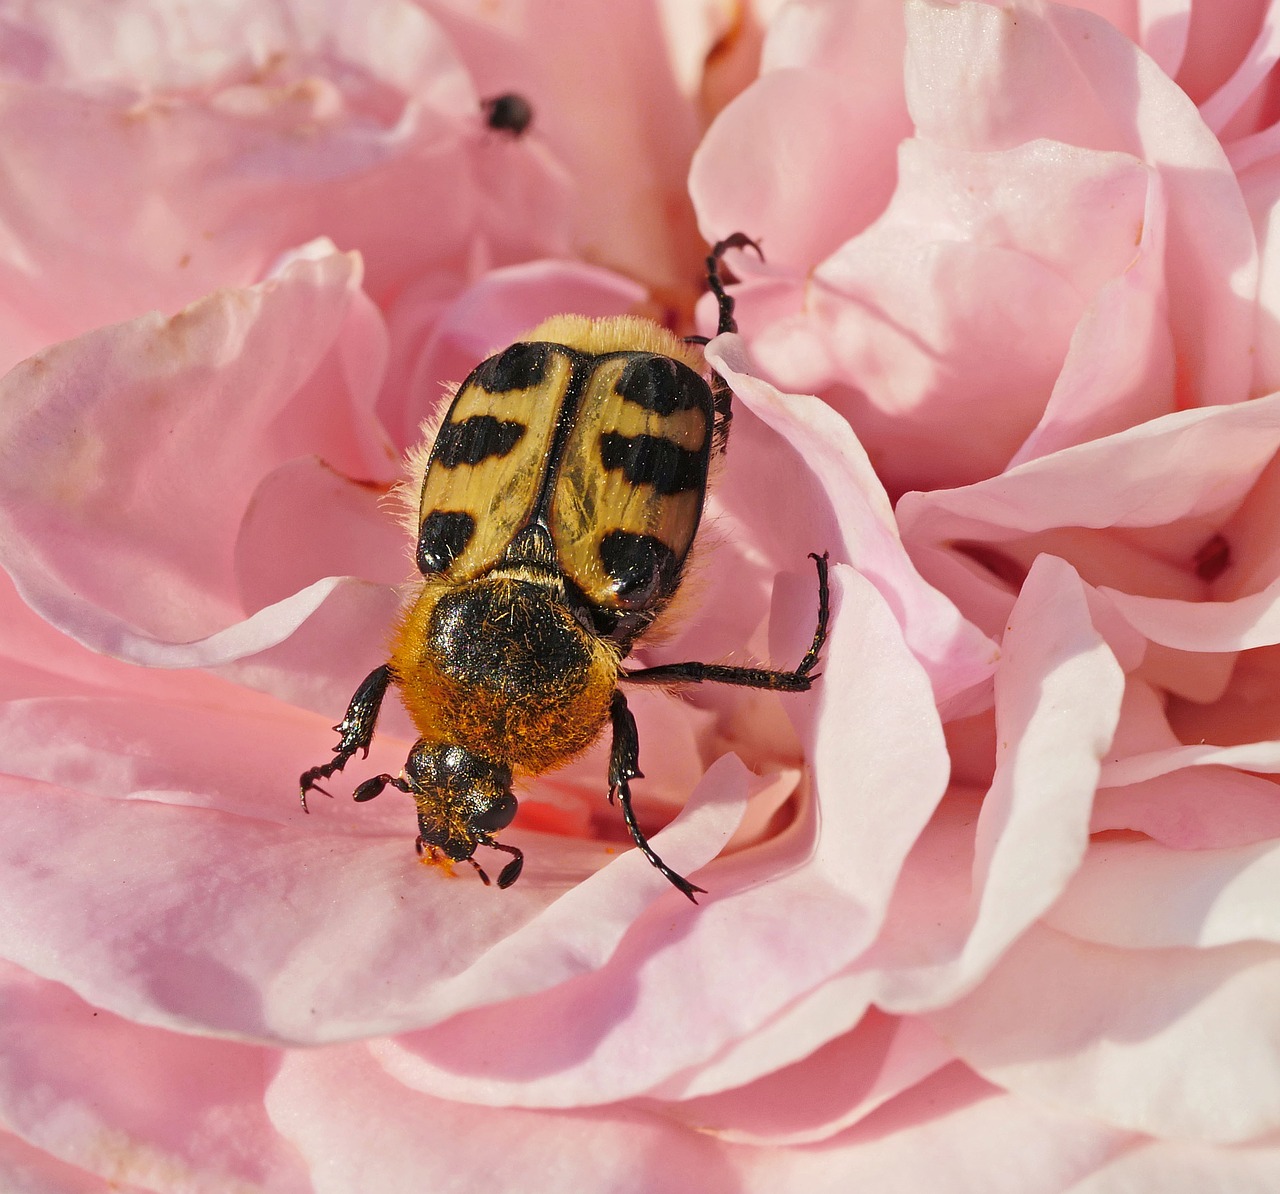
[703,233,764,452]
[623,552,831,692]
[299,664,396,811]
[352,772,413,803]
[608,691,706,903]
[465,856,493,887]
[480,838,525,889]
[706,232,763,336]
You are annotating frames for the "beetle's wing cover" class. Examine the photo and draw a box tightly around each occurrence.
[550,354,713,612]
[415,343,569,580]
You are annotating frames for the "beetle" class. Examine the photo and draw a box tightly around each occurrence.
[299,234,830,901]
[481,92,534,138]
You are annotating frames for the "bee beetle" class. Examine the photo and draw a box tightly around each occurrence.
[300,234,831,902]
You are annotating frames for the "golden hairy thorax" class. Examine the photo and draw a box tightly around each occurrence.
[389,574,621,775]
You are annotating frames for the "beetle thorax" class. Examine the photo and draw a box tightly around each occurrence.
[389,577,619,774]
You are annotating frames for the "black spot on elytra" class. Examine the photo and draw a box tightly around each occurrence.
[417,511,476,574]
[616,355,708,415]
[599,531,677,608]
[433,415,525,469]
[475,342,550,393]
[599,432,705,495]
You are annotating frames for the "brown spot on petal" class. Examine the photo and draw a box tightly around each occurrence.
[951,541,1028,591]
[1194,533,1231,582]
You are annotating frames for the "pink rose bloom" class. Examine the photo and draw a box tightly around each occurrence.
[3,0,1280,1189]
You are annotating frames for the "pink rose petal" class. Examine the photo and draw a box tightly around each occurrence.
[423,0,706,292]
[691,0,910,271]
[905,0,1255,413]
[0,961,306,1193]
[931,924,1280,1143]
[1093,768,1280,850]
[863,555,1123,1012]
[0,247,394,651]
[1065,1135,1280,1193]
[0,1,572,369]
[651,1010,956,1145]
[1046,838,1280,948]
[900,393,1280,641]
[266,1046,1131,1194]
[0,746,748,1042]
[0,1128,153,1194]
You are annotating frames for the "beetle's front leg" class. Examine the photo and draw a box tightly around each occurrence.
[607,691,705,903]
[299,664,396,811]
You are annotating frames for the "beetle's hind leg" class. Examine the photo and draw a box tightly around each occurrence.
[706,232,763,336]
[299,664,395,811]
[608,692,706,903]
[694,233,764,452]
[622,552,831,692]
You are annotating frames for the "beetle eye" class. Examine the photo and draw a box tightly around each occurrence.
[472,791,517,833]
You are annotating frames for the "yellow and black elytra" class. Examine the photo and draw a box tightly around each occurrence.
[299,234,831,901]
[481,92,534,138]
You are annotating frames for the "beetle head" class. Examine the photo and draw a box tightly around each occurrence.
[406,741,523,888]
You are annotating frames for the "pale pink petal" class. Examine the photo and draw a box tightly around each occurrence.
[1093,769,1280,849]
[930,924,1280,1143]
[1101,739,1280,787]
[646,967,881,1101]
[1166,638,1280,746]
[736,137,1143,493]
[1135,0,1190,78]
[1175,0,1266,105]
[0,1,571,368]
[1197,9,1280,134]
[900,394,1280,641]
[267,1043,739,1194]
[1237,153,1280,393]
[423,0,705,293]
[904,0,1256,413]
[691,2,910,271]
[266,1046,1130,1194]
[1046,838,1280,948]
[1009,171,1175,465]
[864,556,1123,1012]
[0,748,747,1042]
[733,1067,1129,1194]
[1100,576,1280,651]
[0,683,409,827]
[1065,1136,1280,1193]
[0,961,307,1193]
[0,247,393,651]
[233,458,408,613]
[388,259,647,445]
[0,1129,152,1194]
[651,1011,956,1145]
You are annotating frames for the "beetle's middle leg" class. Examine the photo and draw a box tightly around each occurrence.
[608,691,705,903]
